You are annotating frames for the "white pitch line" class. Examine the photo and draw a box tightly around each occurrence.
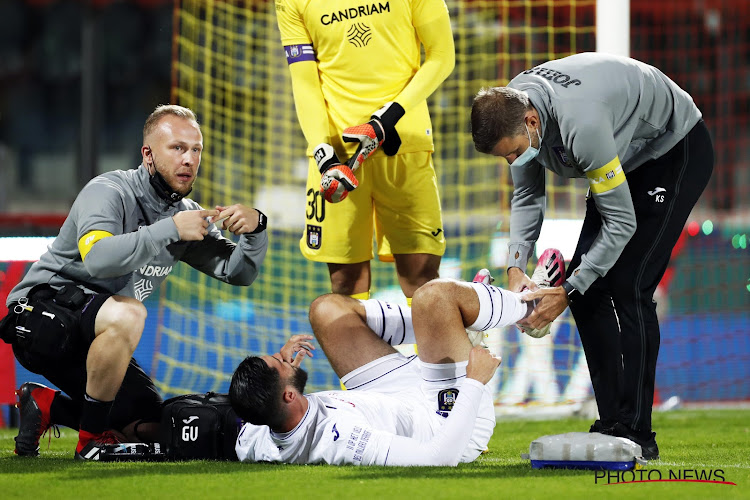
[479,457,750,469]
[656,462,750,470]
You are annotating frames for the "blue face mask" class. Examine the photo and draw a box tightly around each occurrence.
[512,124,542,167]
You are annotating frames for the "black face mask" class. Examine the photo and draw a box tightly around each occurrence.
[146,148,191,204]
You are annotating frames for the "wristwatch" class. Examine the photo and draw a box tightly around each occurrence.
[250,209,267,234]
[561,281,578,304]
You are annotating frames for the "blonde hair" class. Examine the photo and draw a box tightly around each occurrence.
[142,104,199,143]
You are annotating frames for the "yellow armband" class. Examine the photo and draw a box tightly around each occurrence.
[78,230,113,261]
[586,157,625,194]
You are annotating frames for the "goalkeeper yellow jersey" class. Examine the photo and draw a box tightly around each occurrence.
[275,0,453,157]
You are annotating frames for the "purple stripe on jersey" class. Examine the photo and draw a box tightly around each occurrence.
[284,44,315,64]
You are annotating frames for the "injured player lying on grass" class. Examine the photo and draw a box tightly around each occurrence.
[229,252,562,466]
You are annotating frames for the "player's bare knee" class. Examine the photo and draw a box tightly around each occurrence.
[412,278,456,310]
[310,294,346,334]
[309,293,332,327]
[310,293,364,344]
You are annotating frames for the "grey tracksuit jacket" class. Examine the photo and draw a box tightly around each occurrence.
[506,52,701,293]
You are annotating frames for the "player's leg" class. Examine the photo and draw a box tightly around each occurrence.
[309,294,401,377]
[410,279,514,459]
[566,203,624,431]
[410,280,478,363]
[411,279,530,364]
[327,261,371,296]
[393,253,441,299]
[373,152,445,300]
[299,156,375,295]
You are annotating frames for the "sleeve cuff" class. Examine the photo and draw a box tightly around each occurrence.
[566,267,599,295]
[506,243,534,271]
[241,229,269,247]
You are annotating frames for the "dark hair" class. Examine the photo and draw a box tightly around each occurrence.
[143,104,199,143]
[229,356,284,428]
[470,87,531,154]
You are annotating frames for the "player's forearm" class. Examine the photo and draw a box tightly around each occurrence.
[383,378,485,466]
[395,14,455,111]
[289,60,331,147]
[82,217,180,278]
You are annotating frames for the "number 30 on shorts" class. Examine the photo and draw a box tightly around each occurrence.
[306,188,326,223]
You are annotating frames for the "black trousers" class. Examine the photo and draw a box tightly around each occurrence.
[568,120,714,432]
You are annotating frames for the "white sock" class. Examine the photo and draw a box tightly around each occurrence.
[362,299,416,346]
[466,282,530,331]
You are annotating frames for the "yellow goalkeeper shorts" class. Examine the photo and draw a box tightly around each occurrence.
[299,151,445,264]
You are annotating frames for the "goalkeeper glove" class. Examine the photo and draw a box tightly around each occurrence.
[314,143,358,204]
[342,102,406,171]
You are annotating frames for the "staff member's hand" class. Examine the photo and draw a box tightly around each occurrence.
[211,204,263,235]
[173,209,219,241]
[518,287,568,330]
[507,267,535,292]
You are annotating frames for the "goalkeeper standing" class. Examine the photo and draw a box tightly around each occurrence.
[275,0,455,302]
[470,53,714,460]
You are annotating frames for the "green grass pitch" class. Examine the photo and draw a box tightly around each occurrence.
[1,409,748,500]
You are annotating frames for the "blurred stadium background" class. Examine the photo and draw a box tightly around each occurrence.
[0,0,748,426]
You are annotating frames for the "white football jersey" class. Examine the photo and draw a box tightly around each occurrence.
[235,388,444,466]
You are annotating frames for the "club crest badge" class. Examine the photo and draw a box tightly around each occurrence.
[552,146,571,166]
[307,225,322,249]
[437,388,460,412]
[284,44,315,64]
